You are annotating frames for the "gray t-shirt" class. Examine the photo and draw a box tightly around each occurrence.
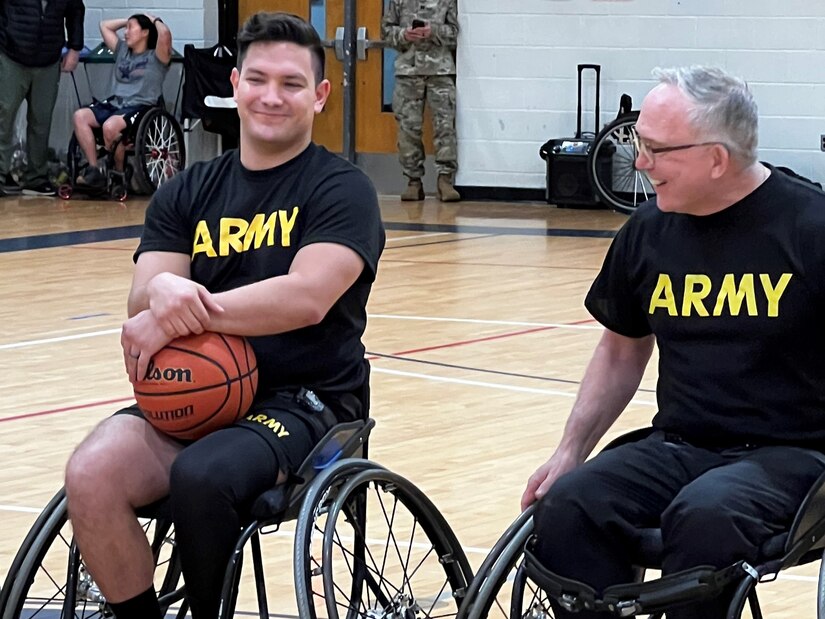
[110,39,169,107]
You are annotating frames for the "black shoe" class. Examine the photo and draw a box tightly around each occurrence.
[3,173,22,194]
[22,181,57,196]
[78,166,106,189]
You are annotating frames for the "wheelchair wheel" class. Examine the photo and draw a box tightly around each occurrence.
[0,490,67,616]
[132,108,186,195]
[457,511,548,619]
[294,459,474,619]
[66,134,84,188]
[1,490,184,619]
[587,111,656,215]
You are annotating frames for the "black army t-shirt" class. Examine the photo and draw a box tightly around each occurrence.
[136,144,385,396]
[585,168,825,447]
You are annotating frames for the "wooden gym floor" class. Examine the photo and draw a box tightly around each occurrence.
[0,193,817,617]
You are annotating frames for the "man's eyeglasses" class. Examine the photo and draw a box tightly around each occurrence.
[630,126,726,161]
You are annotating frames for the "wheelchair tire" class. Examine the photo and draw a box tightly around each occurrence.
[0,490,66,617]
[131,108,186,195]
[66,134,83,188]
[294,460,473,619]
[1,491,184,619]
[587,111,656,215]
[458,513,541,619]
[294,458,390,618]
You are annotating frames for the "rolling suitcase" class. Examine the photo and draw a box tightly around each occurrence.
[540,64,612,208]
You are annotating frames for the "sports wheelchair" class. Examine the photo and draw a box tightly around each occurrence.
[0,395,473,618]
[60,101,186,201]
[457,431,825,619]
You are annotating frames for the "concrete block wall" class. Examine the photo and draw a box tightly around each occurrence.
[456,0,825,188]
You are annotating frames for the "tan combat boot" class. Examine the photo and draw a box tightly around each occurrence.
[437,175,461,202]
[401,178,424,201]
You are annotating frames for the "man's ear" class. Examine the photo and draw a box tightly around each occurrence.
[709,143,730,180]
[314,79,331,113]
[230,67,240,100]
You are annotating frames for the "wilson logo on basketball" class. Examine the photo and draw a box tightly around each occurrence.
[144,360,193,383]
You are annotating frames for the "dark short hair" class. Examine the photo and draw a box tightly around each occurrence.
[129,14,158,50]
[236,12,325,83]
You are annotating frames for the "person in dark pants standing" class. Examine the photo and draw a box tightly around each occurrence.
[0,0,84,196]
[522,65,825,619]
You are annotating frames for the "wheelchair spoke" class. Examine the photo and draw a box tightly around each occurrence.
[316,474,468,619]
[6,498,181,619]
[132,109,185,194]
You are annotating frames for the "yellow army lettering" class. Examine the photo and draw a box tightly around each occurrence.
[191,207,300,258]
[245,413,290,438]
[648,273,792,317]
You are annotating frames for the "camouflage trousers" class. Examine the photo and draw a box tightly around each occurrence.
[392,74,457,179]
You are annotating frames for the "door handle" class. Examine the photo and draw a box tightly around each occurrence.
[332,26,345,61]
[327,26,387,62]
[356,26,387,61]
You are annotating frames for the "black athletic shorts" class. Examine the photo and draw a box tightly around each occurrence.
[117,388,361,475]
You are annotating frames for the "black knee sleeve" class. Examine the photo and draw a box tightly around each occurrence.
[169,429,281,619]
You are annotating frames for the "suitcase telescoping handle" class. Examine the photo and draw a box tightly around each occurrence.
[576,63,601,139]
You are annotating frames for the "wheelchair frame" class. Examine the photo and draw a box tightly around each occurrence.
[0,416,474,619]
[456,447,825,619]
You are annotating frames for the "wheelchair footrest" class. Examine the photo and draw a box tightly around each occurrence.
[522,549,756,617]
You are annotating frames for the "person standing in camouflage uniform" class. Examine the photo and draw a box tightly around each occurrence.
[382,0,460,202]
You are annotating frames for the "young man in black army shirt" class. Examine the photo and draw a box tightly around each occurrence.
[64,12,385,619]
[522,66,825,619]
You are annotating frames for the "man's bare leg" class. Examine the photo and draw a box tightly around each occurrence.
[65,414,183,602]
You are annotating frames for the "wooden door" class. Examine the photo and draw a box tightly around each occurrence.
[237,0,432,155]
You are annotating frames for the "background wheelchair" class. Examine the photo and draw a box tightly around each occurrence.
[586,111,655,217]
[0,401,473,619]
[60,101,186,201]
[456,431,825,619]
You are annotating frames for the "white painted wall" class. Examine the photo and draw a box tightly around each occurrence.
[456,0,825,188]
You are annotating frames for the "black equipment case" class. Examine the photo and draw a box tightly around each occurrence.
[540,64,612,208]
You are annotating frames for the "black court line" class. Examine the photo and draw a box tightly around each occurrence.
[385,232,501,250]
[0,222,616,254]
[367,351,657,394]
[0,225,143,253]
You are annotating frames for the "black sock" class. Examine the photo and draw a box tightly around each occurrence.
[108,586,162,619]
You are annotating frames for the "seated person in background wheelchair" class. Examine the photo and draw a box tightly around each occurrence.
[72,13,172,188]
[63,12,384,619]
[521,65,825,619]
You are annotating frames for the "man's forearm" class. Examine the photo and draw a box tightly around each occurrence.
[556,332,654,462]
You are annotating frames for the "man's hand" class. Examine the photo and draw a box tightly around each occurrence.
[147,272,224,338]
[521,450,580,512]
[61,49,80,72]
[121,310,174,384]
[404,24,432,42]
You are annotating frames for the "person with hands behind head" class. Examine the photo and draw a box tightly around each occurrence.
[72,13,172,189]
[522,66,825,619]
[381,0,460,202]
[65,12,385,619]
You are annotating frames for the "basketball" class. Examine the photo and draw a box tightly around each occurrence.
[134,332,258,440]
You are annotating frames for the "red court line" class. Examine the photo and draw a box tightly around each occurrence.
[5,319,597,424]
[365,318,596,360]
[1,396,135,424]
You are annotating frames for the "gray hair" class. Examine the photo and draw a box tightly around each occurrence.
[652,66,759,165]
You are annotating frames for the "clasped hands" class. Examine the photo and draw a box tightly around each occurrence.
[121,273,224,384]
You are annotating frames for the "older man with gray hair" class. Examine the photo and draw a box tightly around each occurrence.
[522,65,825,619]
